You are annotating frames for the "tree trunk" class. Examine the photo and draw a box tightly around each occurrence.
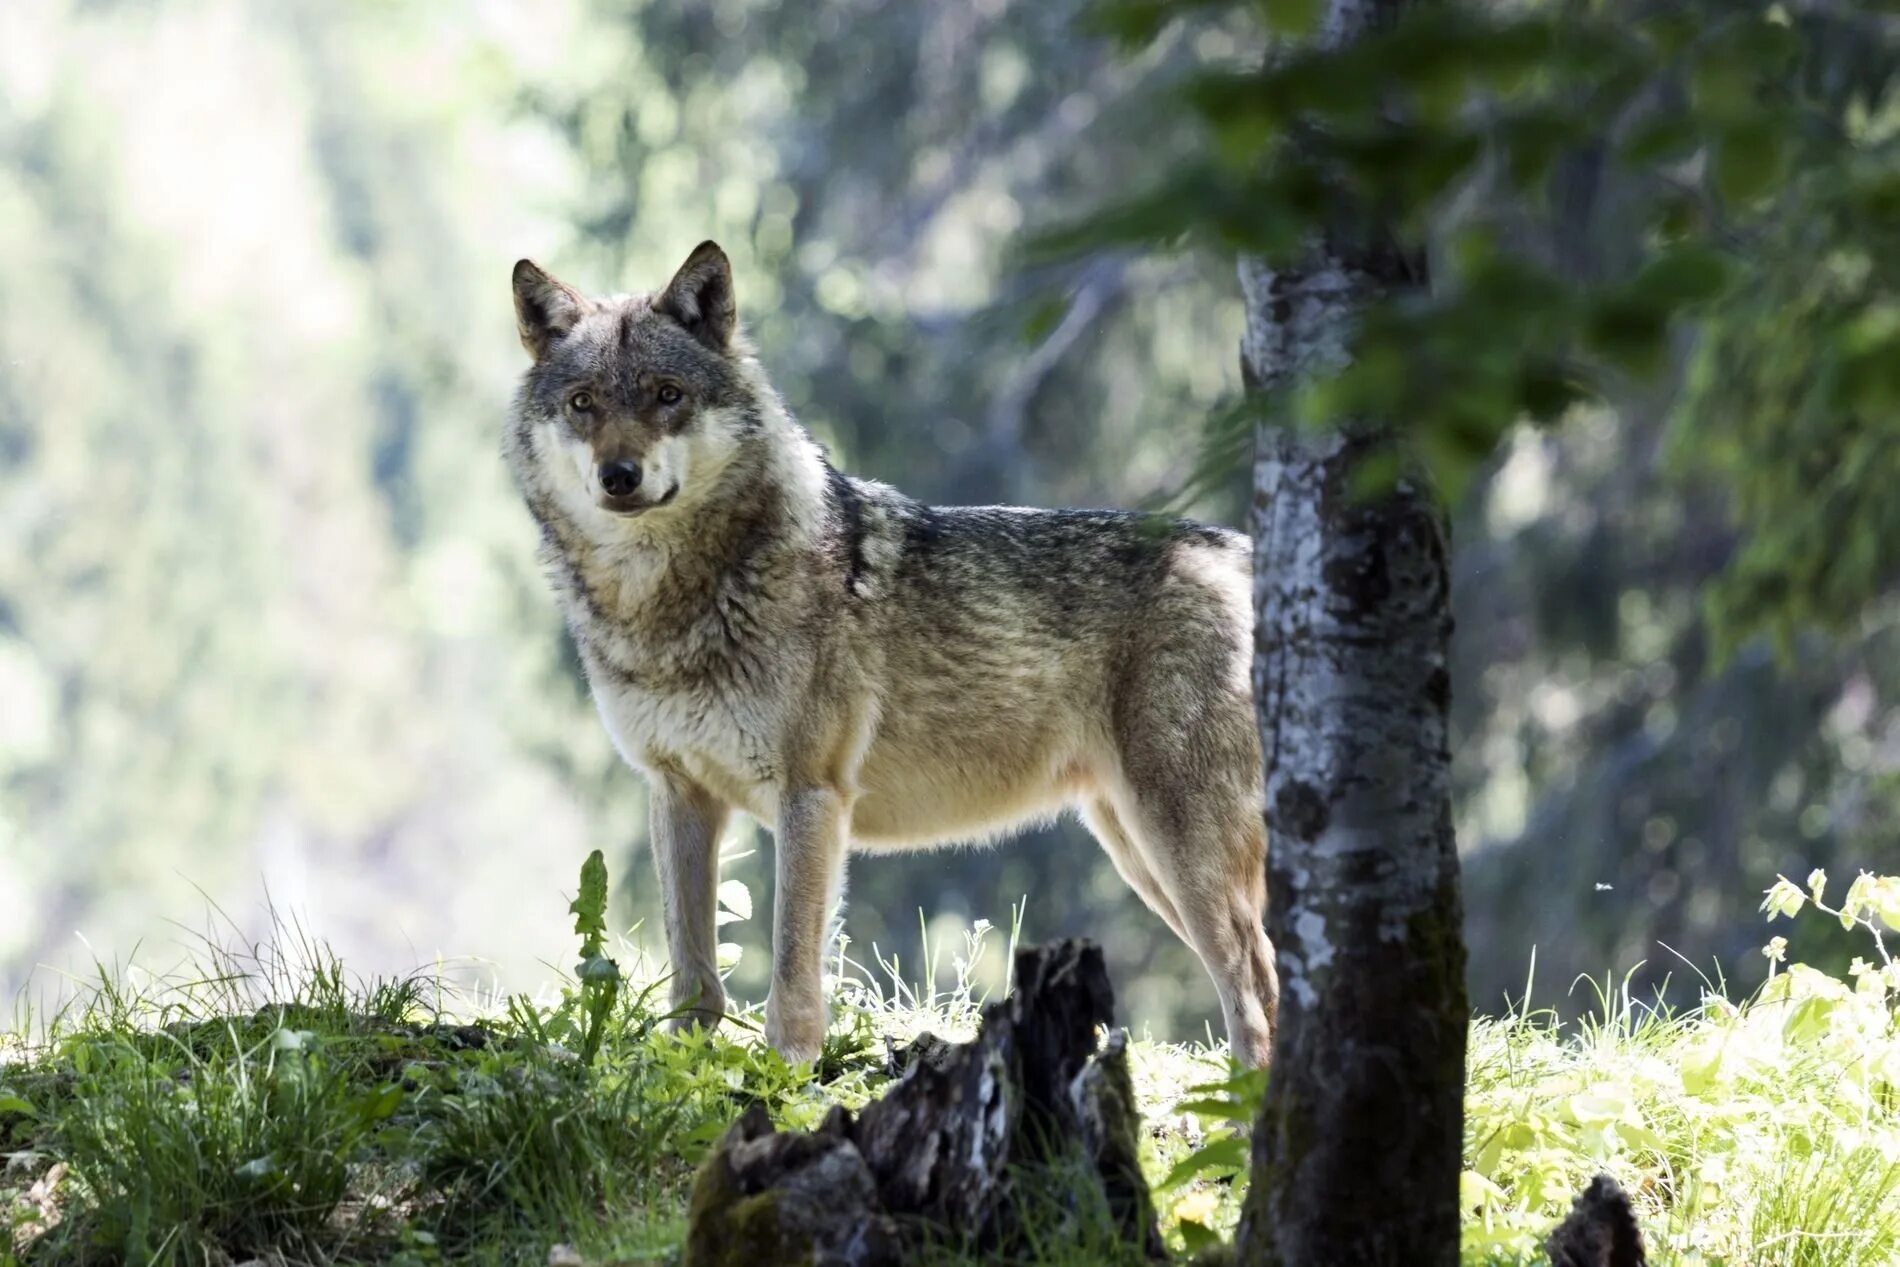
[1235,2,1469,1263]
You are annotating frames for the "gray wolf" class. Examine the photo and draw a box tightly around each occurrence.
[505,242,1278,1065]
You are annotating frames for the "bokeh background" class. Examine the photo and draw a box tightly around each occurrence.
[2,0,1893,1039]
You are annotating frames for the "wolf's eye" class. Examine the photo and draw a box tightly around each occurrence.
[568,390,594,412]
[657,384,683,406]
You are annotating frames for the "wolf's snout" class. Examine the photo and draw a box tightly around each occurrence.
[598,460,642,498]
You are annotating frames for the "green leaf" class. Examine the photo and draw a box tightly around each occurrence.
[1619,114,1702,168]
[1177,1218,1222,1252]
[1258,0,1320,36]
[0,1093,35,1117]
[1679,1037,1726,1095]
[1565,1089,1630,1125]
[1159,1134,1250,1190]
[1184,1066,1268,1101]
[571,848,611,959]
[577,953,622,984]
[1783,993,1840,1045]
[1633,246,1732,306]
[1867,876,1900,932]
[1762,878,1806,921]
[1517,359,1586,423]
[1713,120,1786,205]
[1584,293,1670,380]
[356,1082,405,1124]
[1174,1097,1254,1124]
[1689,47,1755,121]
[1086,0,1203,47]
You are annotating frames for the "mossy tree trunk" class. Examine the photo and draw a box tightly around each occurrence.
[1235,1,1468,1263]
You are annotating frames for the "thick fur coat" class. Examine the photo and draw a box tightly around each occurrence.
[505,242,1277,1064]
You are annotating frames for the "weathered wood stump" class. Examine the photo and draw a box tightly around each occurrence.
[684,939,1162,1266]
[1546,1174,1648,1267]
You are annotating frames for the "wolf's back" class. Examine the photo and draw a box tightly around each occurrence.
[834,477,1251,711]
[858,483,1247,632]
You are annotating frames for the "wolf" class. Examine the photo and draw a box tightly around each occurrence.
[505,242,1278,1066]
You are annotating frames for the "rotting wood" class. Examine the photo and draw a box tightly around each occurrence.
[684,939,1162,1266]
[1546,1174,1649,1267]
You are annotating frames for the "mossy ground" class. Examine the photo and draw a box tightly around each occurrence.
[4,874,1898,1265]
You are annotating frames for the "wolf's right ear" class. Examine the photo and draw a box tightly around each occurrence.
[512,260,590,363]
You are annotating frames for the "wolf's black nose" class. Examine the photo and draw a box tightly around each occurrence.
[598,460,643,498]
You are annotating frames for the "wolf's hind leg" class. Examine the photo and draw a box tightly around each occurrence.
[1081,797,1189,943]
[650,772,731,1032]
[1110,779,1278,1068]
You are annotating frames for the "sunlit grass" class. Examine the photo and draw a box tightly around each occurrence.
[0,890,870,1264]
[1462,873,1900,1266]
[5,868,1898,1265]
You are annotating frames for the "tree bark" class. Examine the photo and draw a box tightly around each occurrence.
[683,940,1162,1266]
[1235,1,1469,1263]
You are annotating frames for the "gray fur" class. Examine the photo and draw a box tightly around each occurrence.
[505,243,1278,1064]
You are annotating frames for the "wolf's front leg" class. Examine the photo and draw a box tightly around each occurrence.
[765,785,848,1063]
[649,772,729,1033]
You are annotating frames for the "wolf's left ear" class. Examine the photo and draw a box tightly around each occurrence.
[656,241,736,351]
[513,260,590,363]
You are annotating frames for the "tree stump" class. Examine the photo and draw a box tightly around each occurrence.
[1546,1174,1648,1267]
[684,939,1163,1266]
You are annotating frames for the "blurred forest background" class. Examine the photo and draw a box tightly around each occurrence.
[2,0,1894,1039]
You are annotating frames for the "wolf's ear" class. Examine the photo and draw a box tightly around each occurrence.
[656,241,736,351]
[513,260,590,363]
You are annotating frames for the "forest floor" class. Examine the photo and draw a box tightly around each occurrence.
[4,863,1899,1266]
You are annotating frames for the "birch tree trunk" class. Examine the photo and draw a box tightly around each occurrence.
[1235,1,1468,1262]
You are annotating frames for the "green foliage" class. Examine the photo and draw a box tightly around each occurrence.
[5,883,1899,1263]
[1155,1064,1263,1206]
[1055,0,1900,646]
[1458,873,1900,1264]
[0,909,869,1263]
[1676,204,1900,654]
[1148,873,1900,1264]
[41,1024,387,1261]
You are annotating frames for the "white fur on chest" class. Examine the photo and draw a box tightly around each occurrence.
[589,669,785,823]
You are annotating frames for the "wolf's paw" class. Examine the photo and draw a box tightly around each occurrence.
[665,974,726,1035]
[764,989,826,1065]
[665,1004,726,1037]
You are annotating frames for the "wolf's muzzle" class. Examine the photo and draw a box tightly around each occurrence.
[598,460,643,498]
[598,483,679,516]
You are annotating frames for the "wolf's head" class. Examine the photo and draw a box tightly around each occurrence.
[509,242,765,523]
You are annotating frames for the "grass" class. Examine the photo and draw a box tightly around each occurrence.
[4,864,1898,1266]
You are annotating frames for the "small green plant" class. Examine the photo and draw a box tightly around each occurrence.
[1155,1062,1264,1252]
[567,848,623,1066]
[43,1023,399,1262]
[1761,867,1900,989]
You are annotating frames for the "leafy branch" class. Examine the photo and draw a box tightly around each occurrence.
[1762,867,1900,985]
